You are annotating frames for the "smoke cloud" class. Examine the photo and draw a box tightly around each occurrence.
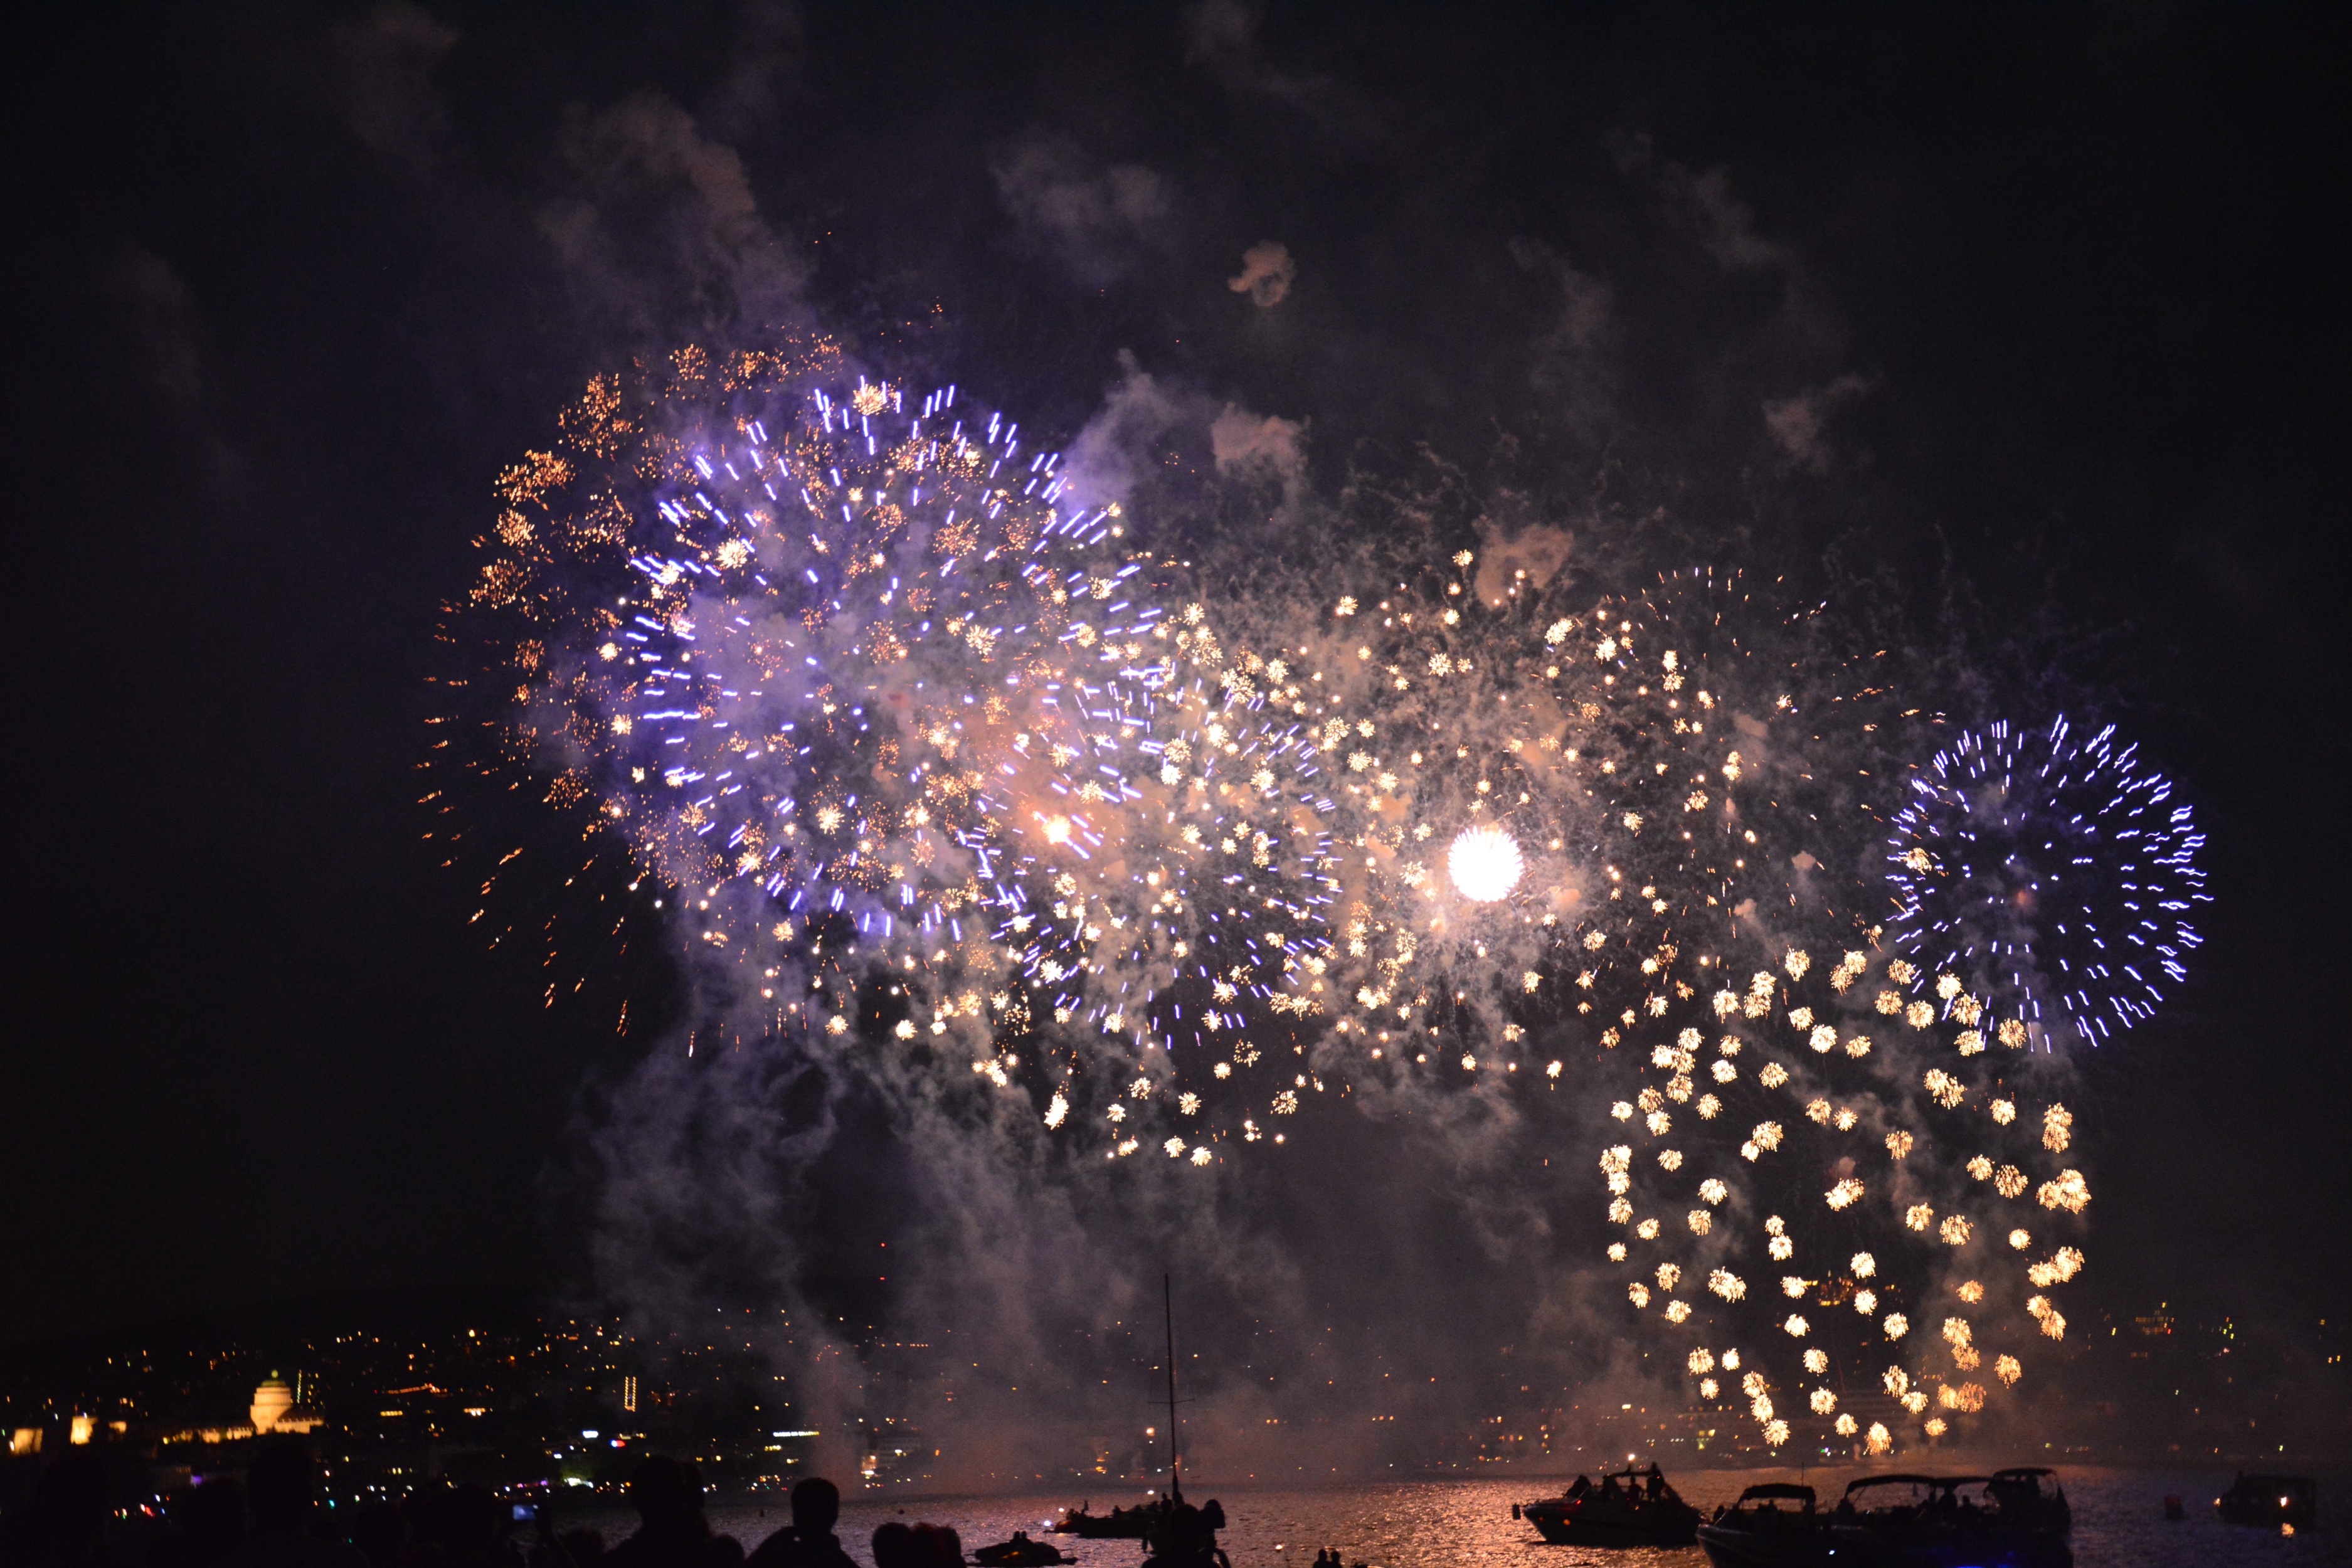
[540,93,810,347]
[1226,241,1296,307]
[991,132,1179,288]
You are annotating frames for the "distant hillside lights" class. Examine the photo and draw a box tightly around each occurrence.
[23,1418,128,1452]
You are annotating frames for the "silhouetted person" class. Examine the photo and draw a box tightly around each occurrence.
[411,1485,518,1568]
[553,1528,608,1568]
[602,1459,738,1568]
[873,1522,965,1568]
[0,1451,113,1568]
[226,1439,365,1568]
[526,1520,605,1568]
[744,1479,852,1568]
[341,1500,404,1568]
[148,1479,249,1568]
[1138,1495,1226,1568]
[869,1523,916,1568]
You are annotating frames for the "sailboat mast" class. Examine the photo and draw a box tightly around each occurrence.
[1163,1272,1182,1502]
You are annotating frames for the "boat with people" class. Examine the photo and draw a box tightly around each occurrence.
[2214,1471,2316,1530]
[1515,1462,1702,1546]
[1694,1471,2072,1567]
[1138,1495,1231,1568]
[1988,1468,2071,1535]
[1115,1275,1235,1568]
[1826,1473,2072,1567]
[1049,1500,1152,1539]
[1694,1483,1831,1567]
[970,1532,1072,1566]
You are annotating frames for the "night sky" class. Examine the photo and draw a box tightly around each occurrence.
[9,0,2348,1377]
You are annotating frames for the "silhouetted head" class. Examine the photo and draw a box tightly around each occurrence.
[871,1520,916,1568]
[908,1523,959,1565]
[789,1477,839,1536]
[406,1481,462,1552]
[6,1451,112,1559]
[447,1484,503,1552]
[347,1498,406,1568]
[178,1476,249,1551]
[246,1437,317,1527]
[628,1457,705,1532]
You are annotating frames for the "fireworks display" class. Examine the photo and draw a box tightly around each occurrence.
[1885,716,2209,1049]
[452,345,2209,1452]
[1448,826,1527,903]
[448,345,1359,1156]
[1556,580,2124,1453]
[1595,923,2099,1453]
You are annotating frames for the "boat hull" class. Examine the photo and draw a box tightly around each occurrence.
[1695,1523,1838,1567]
[1828,1526,2072,1567]
[1699,1523,2069,1568]
[1525,1506,1698,1547]
[1052,1515,1149,1539]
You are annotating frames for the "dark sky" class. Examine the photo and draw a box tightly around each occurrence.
[8,1,2348,1352]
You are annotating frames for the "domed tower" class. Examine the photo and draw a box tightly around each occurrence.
[251,1375,294,1433]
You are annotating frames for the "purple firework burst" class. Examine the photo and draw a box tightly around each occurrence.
[1885,716,2206,1049]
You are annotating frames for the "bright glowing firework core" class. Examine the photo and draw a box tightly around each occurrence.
[1448,826,1525,903]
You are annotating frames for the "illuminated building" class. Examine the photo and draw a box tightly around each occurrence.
[252,1374,322,1434]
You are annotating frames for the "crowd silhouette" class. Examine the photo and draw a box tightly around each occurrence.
[0,1446,979,1568]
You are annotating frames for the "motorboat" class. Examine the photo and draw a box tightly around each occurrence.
[1696,1483,1833,1567]
[971,1533,1072,1566]
[1828,1475,2072,1567]
[1518,1463,1701,1547]
[2214,1471,2316,1530]
[1987,1468,2070,1535]
[1049,1502,1151,1539]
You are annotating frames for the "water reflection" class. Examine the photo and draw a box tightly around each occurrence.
[690,1466,2347,1568]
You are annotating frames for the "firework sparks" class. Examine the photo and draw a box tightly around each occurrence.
[1448,825,1527,903]
[455,351,1351,1151]
[1886,716,2208,1049]
[453,351,2198,1451]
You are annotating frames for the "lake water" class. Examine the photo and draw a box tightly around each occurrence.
[686,1466,2350,1567]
